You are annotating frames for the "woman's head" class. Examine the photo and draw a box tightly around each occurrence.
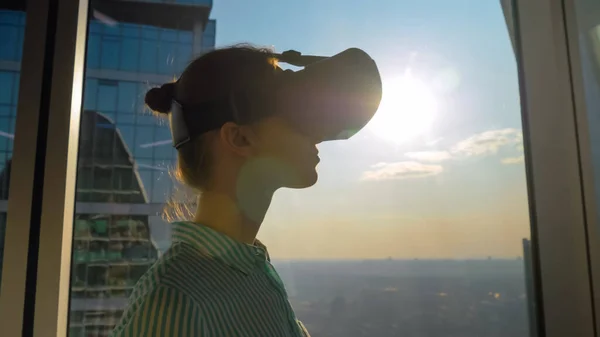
[145,45,321,194]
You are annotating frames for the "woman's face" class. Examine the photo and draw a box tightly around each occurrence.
[250,115,321,189]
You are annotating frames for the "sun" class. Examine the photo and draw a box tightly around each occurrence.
[367,70,438,143]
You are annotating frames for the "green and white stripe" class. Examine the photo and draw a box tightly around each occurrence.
[110,221,310,337]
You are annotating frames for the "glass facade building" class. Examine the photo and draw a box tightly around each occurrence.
[0,2,216,336]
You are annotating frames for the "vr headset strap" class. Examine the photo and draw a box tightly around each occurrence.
[274,50,327,67]
[170,98,233,149]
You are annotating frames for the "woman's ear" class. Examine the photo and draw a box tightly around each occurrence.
[219,122,258,157]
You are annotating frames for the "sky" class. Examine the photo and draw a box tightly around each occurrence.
[207,0,531,260]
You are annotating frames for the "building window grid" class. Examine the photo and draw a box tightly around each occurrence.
[0,71,18,196]
[88,32,101,69]
[0,104,9,116]
[11,73,19,107]
[0,19,202,201]
[134,26,144,73]
[82,88,177,203]
[6,116,13,152]
[111,82,122,203]
[135,29,143,73]
[100,35,119,70]
[0,152,9,198]
[79,20,209,204]
[157,27,168,75]
[87,82,99,204]
[128,84,145,203]
[88,20,192,74]
[151,115,160,202]
[10,73,16,153]
[0,11,26,62]
[81,84,183,202]
[99,31,107,70]
[132,96,141,200]
[72,214,156,305]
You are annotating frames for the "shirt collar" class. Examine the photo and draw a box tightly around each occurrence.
[172,221,269,274]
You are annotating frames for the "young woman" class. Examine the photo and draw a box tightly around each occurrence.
[110,45,380,337]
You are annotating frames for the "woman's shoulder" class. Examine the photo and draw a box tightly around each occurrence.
[124,243,208,301]
[145,241,218,285]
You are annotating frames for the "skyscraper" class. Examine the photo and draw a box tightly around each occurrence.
[70,110,161,336]
[0,1,216,336]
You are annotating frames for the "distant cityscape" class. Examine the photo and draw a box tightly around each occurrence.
[277,258,533,337]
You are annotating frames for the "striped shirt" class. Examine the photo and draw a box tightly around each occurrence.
[110,221,310,337]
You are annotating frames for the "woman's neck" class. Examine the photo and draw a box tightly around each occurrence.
[193,188,274,245]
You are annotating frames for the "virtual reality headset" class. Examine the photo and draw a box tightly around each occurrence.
[170,48,383,149]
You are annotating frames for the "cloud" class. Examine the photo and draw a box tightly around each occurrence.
[405,151,452,163]
[362,129,524,182]
[361,161,443,181]
[451,128,522,157]
[501,155,524,165]
[403,129,523,164]
[516,143,524,152]
[426,137,444,146]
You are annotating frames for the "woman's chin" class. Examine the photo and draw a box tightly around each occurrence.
[286,170,319,189]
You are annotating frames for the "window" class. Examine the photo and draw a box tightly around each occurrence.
[61,1,543,336]
[117,81,137,113]
[97,80,118,112]
[100,36,120,69]
[140,40,158,72]
[120,37,140,72]
[64,1,212,328]
[83,78,99,110]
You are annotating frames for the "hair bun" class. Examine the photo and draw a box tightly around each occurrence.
[145,82,176,114]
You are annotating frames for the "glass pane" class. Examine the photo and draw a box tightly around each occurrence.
[0,2,26,284]
[68,1,540,336]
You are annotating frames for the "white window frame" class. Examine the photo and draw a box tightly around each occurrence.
[513,0,597,335]
[0,0,88,336]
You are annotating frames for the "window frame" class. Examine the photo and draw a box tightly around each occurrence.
[511,0,597,335]
[0,0,88,335]
[562,0,600,331]
[0,0,597,336]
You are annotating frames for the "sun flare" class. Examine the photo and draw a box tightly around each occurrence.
[367,70,438,143]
